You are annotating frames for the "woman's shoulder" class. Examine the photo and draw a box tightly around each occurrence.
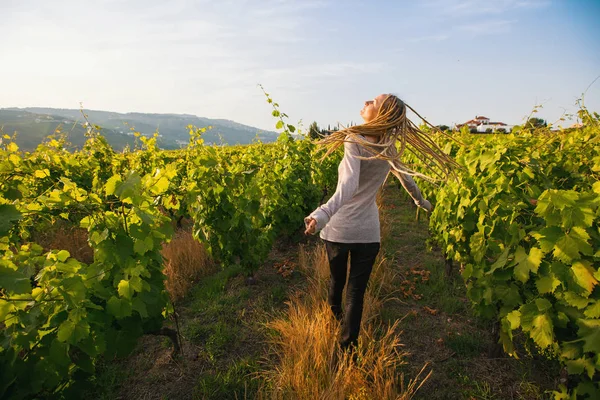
[345,133,376,143]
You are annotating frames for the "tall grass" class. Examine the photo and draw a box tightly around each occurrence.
[34,224,94,264]
[260,232,431,399]
[161,229,216,302]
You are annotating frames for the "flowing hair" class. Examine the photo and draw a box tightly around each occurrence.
[317,94,458,182]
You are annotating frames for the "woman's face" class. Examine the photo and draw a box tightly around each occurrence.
[360,94,388,123]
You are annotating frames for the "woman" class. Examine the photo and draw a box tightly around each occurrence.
[304,93,456,352]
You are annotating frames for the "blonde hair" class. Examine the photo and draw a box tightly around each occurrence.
[318,94,458,181]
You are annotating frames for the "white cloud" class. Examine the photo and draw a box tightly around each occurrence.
[262,62,387,80]
[457,19,517,35]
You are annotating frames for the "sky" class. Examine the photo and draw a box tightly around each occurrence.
[1,0,599,131]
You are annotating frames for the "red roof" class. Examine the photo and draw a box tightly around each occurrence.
[475,116,489,120]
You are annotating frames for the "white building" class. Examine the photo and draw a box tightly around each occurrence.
[456,116,513,133]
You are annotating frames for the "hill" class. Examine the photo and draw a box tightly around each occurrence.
[0,107,279,151]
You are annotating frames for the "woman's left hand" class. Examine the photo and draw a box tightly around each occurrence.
[304,217,317,235]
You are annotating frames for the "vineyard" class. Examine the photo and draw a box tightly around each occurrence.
[407,106,600,399]
[1,101,599,399]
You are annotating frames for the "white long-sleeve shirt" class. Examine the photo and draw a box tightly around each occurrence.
[307,136,431,243]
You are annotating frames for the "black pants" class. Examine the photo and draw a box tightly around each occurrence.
[324,240,381,350]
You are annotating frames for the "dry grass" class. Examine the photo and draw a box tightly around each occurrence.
[34,224,94,264]
[260,243,431,400]
[34,224,212,303]
[161,229,216,303]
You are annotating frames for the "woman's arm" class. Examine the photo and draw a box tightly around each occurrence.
[305,140,361,233]
[390,169,432,212]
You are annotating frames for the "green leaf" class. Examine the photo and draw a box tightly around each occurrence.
[547,190,578,210]
[73,351,95,374]
[117,280,134,299]
[105,175,121,196]
[532,227,563,253]
[144,236,154,252]
[90,228,109,245]
[56,258,80,274]
[115,173,141,200]
[530,313,554,349]
[275,120,284,130]
[132,297,148,318]
[553,228,592,263]
[0,299,16,321]
[563,292,590,309]
[0,204,22,235]
[80,216,92,229]
[496,283,522,308]
[49,339,71,367]
[553,233,580,263]
[575,381,600,398]
[133,239,149,255]
[560,341,581,360]
[555,311,569,329]
[470,231,486,263]
[56,250,70,263]
[584,301,600,318]
[489,247,509,273]
[550,261,570,284]
[536,274,561,294]
[106,296,132,318]
[520,302,538,331]
[506,310,521,330]
[577,319,600,353]
[561,206,595,229]
[552,386,570,400]
[513,247,543,283]
[127,276,142,294]
[58,276,87,306]
[478,151,495,172]
[57,318,90,345]
[535,298,552,312]
[0,263,31,294]
[571,260,598,294]
[152,176,170,195]
[565,357,595,379]
[33,169,50,178]
[7,142,18,152]
[592,181,600,194]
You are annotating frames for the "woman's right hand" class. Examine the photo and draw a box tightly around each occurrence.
[304,217,317,235]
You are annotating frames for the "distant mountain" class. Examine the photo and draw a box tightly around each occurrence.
[0,107,279,151]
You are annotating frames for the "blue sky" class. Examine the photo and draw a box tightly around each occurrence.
[1,0,599,131]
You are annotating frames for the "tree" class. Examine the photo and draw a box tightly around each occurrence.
[437,125,450,131]
[308,121,321,140]
[525,117,547,129]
